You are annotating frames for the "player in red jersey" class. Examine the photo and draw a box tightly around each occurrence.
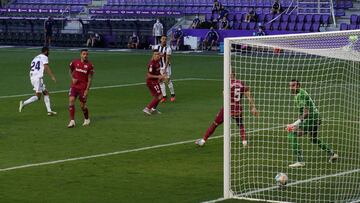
[67,49,94,128]
[143,50,168,115]
[195,73,259,146]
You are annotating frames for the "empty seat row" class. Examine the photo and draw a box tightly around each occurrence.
[350,14,360,25]
[340,23,360,31]
[15,0,91,5]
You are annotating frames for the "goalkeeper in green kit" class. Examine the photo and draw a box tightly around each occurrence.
[286,79,338,168]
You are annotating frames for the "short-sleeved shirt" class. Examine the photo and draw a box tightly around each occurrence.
[44,19,54,33]
[153,22,163,37]
[153,44,172,68]
[29,54,48,79]
[295,89,320,128]
[231,79,248,115]
[146,59,161,83]
[70,59,94,90]
[174,30,183,39]
[220,19,229,29]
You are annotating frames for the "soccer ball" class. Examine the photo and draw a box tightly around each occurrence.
[349,35,358,43]
[275,173,288,186]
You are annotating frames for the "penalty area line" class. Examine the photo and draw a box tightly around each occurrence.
[0,125,282,173]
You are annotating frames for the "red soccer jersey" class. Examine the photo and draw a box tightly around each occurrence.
[231,79,248,115]
[70,59,94,89]
[146,59,161,82]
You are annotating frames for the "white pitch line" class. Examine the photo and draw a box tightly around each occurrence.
[0,78,222,99]
[0,125,283,173]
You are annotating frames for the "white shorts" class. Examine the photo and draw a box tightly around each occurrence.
[31,77,46,93]
[160,65,172,76]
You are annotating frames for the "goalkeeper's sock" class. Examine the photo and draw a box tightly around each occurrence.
[288,132,303,162]
[312,138,333,155]
[203,123,218,141]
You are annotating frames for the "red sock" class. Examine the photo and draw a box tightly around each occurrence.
[82,107,89,119]
[203,123,218,141]
[69,105,75,120]
[240,124,246,142]
[147,98,159,109]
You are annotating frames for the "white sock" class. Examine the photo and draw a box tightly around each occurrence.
[168,80,175,95]
[44,95,52,112]
[160,82,167,97]
[23,96,38,106]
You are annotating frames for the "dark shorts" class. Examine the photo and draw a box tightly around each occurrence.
[69,87,87,103]
[147,80,161,97]
[46,31,53,38]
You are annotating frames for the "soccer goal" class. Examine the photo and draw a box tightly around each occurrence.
[223,30,360,203]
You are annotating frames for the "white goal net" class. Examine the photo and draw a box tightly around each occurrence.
[223,30,360,203]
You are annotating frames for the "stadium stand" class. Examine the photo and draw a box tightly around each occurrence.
[0,0,358,48]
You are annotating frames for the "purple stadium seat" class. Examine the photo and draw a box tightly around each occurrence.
[257,13,265,23]
[311,23,320,32]
[272,22,280,30]
[273,14,281,22]
[288,14,296,23]
[281,14,289,23]
[232,21,240,30]
[340,23,348,30]
[305,14,313,23]
[264,23,272,31]
[296,22,304,31]
[279,22,287,31]
[320,14,330,25]
[235,13,243,22]
[313,14,321,23]
[350,14,358,25]
[297,14,305,23]
[287,22,296,31]
[336,9,345,16]
[349,24,358,30]
[248,22,256,30]
[240,22,249,30]
[303,23,311,32]
[264,14,274,23]
[345,0,353,8]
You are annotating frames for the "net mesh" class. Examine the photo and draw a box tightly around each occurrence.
[226,30,360,203]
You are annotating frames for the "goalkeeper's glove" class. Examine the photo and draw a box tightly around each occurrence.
[286,119,301,132]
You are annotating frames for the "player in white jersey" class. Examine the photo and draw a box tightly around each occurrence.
[19,47,57,116]
[153,35,176,103]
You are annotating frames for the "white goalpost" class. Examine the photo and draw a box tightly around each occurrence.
[223,30,360,203]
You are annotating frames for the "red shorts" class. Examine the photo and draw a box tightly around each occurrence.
[69,87,87,103]
[147,80,161,97]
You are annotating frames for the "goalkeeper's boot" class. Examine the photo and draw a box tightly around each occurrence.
[82,119,90,126]
[19,101,24,112]
[242,140,247,147]
[160,97,167,103]
[67,120,75,128]
[195,138,206,147]
[329,153,339,163]
[289,162,305,168]
[47,111,57,116]
[143,107,152,115]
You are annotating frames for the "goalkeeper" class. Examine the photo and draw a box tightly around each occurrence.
[286,79,338,168]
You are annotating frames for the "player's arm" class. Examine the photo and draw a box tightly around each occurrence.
[287,98,309,132]
[44,64,56,82]
[147,72,166,80]
[84,74,93,97]
[244,88,259,116]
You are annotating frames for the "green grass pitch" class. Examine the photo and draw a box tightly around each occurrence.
[0,47,358,203]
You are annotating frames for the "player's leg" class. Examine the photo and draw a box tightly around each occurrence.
[234,116,247,146]
[288,129,304,167]
[20,78,43,112]
[159,68,167,103]
[42,89,56,116]
[79,90,90,126]
[308,120,338,163]
[166,66,175,102]
[67,88,78,128]
[144,82,162,115]
[196,108,224,146]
